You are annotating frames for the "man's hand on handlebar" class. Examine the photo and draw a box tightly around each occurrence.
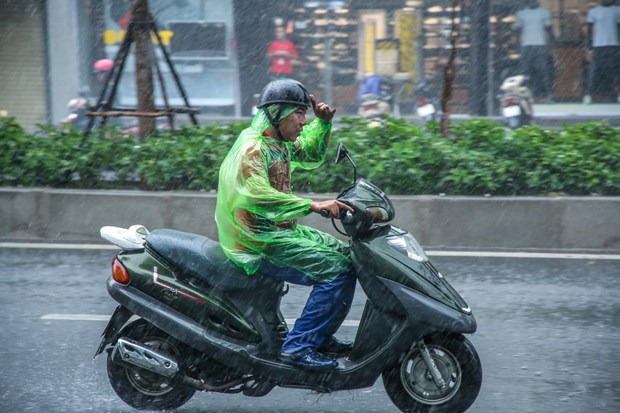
[310,200,353,219]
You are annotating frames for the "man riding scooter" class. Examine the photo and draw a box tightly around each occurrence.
[215,78,356,370]
[97,79,482,410]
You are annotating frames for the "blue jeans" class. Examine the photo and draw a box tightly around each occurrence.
[259,260,356,354]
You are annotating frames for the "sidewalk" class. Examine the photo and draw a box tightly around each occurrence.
[437,102,620,127]
[532,102,620,118]
[193,102,620,128]
[531,102,620,127]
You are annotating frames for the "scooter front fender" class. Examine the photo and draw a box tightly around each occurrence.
[380,277,477,334]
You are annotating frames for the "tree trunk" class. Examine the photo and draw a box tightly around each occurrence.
[440,0,463,138]
[132,0,156,141]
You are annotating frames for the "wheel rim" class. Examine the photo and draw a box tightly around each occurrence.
[124,337,178,397]
[400,344,462,405]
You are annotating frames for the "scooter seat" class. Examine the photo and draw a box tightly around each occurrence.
[145,229,277,291]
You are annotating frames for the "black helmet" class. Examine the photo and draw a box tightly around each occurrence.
[257,78,311,109]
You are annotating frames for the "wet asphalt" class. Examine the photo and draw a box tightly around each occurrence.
[0,247,618,413]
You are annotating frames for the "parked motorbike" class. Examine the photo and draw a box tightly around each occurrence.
[62,95,169,134]
[414,79,440,122]
[94,143,482,413]
[61,97,91,130]
[357,75,392,119]
[498,75,533,129]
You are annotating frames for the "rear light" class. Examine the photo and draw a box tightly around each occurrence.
[363,102,379,110]
[503,97,516,106]
[417,98,429,105]
[112,258,130,285]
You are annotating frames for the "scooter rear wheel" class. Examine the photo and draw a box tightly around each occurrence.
[382,333,482,413]
[107,319,196,410]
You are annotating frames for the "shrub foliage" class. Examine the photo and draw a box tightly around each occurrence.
[1,116,618,195]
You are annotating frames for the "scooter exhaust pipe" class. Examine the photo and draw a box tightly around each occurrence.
[111,337,180,378]
[110,337,252,392]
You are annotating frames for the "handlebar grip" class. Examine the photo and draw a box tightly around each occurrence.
[320,209,329,218]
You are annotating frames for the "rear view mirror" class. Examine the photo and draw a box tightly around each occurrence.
[336,143,349,164]
[335,143,357,184]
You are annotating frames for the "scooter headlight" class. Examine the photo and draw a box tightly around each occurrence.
[385,233,428,262]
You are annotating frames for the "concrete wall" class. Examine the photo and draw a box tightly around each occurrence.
[1,188,619,252]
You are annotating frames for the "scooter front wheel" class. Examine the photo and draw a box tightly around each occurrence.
[107,319,196,410]
[382,333,482,413]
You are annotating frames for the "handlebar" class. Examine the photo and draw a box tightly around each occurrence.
[320,208,353,220]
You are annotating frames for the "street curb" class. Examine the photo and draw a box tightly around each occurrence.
[2,188,619,253]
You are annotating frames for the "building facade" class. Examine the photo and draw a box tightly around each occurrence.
[0,0,607,130]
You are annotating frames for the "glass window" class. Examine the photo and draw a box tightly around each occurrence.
[100,0,239,114]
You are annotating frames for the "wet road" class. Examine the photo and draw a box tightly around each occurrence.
[0,246,618,413]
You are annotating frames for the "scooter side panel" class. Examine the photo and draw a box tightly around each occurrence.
[352,241,475,333]
[117,250,261,342]
[350,298,410,362]
[349,252,463,364]
[380,277,477,334]
[351,231,470,313]
[106,278,389,391]
[106,277,247,355]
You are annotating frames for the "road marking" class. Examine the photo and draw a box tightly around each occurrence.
[41,313,110,321]
[0,242,119,250]
[40,313,361,327]
[427,251,620,260]
[3,242,619,260]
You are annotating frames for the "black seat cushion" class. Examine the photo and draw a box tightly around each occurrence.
[145,229,277,291]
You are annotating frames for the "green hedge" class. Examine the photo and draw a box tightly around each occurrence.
[1,116,619,195]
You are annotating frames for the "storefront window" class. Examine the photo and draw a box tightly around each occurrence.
[100,0,239,114]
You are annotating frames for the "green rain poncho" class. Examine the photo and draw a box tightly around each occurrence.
[215,105,351,282]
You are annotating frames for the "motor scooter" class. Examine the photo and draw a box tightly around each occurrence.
[498,75,533,129]
[414,79,440,123]
[62,95,169,134]
[61,97,91,130]
[357,75,392,119]
[94,143,482,413]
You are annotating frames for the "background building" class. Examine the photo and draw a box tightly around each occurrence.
[0,0,607,130]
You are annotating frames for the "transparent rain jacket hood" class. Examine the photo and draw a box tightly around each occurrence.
[215,106,351,282]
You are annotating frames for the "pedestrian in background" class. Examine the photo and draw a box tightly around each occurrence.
[92,58,114,100]
[515,0,555,102]
[267,26,301,81]
[583,0,620,104]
